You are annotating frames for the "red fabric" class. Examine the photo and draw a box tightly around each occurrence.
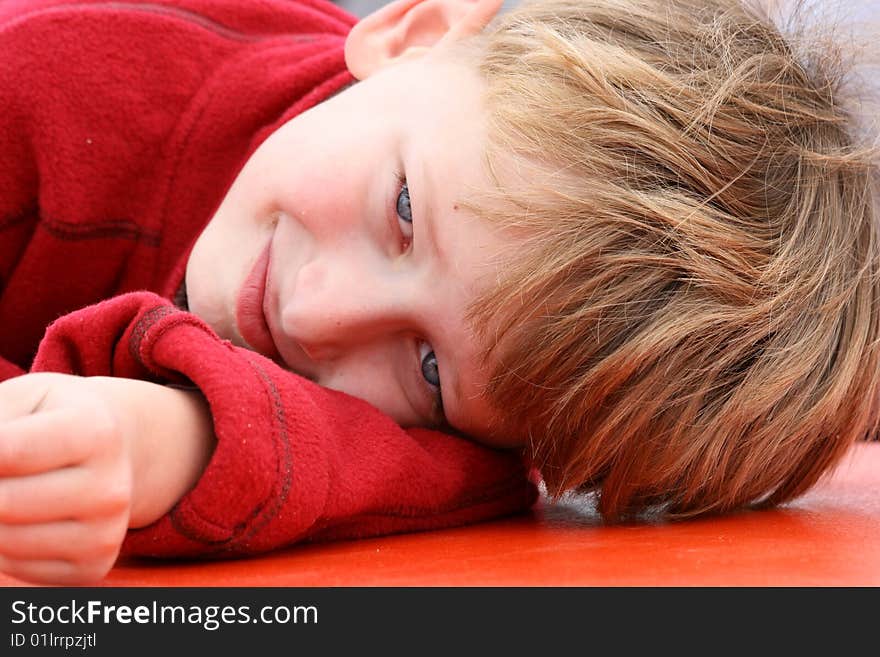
[31,292,536,557]
[0,0,355,370]
[0,0,538,557]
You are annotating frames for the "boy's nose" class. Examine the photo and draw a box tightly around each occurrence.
[278,257,412,361]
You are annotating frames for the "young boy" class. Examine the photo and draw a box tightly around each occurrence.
[1,0,878,585]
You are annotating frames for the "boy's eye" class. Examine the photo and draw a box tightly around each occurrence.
[397,181,412,223]
[419,342,440,388]
[418,341,444,422]
[396,180,414,245]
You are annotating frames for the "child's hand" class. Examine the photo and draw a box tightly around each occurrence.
[0,372,215,585]
[0,373,135,584]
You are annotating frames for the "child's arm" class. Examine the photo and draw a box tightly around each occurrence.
[0,372,214,584]
[6,290,536,583]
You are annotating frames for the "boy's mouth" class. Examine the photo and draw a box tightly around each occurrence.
[236,240,283,364]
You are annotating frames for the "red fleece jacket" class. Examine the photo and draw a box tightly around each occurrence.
[0,0,537,557]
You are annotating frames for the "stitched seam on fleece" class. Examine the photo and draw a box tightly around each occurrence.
[230,354,293,549]
[127,305,233,542]
[127,305,179,367]
[0,207,37,232]
[127,306,293,546]
[39,217,161,246]
[154,44,349,246]
[1,3,263,43]
[165,353,294,550]
[153,49,252,247]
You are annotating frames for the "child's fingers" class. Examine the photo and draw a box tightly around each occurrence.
[0,516,127,569]
[0,408,110,477]
[0,467,130,524]
[0,519,102,561]
[0,554,111,586]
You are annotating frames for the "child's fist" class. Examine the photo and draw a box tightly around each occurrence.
[0,373,133,585]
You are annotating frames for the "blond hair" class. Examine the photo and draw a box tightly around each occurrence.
[463,0,880,520]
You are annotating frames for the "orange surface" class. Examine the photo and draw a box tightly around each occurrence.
[3,442,878,587]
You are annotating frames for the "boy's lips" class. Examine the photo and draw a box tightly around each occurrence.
[236,240,282,363]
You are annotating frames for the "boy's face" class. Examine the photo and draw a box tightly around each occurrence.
[185,52,520,446]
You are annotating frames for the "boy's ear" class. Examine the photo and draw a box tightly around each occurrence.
[344,0,503,80]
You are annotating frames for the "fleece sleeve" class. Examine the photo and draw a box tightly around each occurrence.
[29,291,538,557]
[0,357,25,381]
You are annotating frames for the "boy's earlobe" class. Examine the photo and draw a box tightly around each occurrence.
[344,0,503,80]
